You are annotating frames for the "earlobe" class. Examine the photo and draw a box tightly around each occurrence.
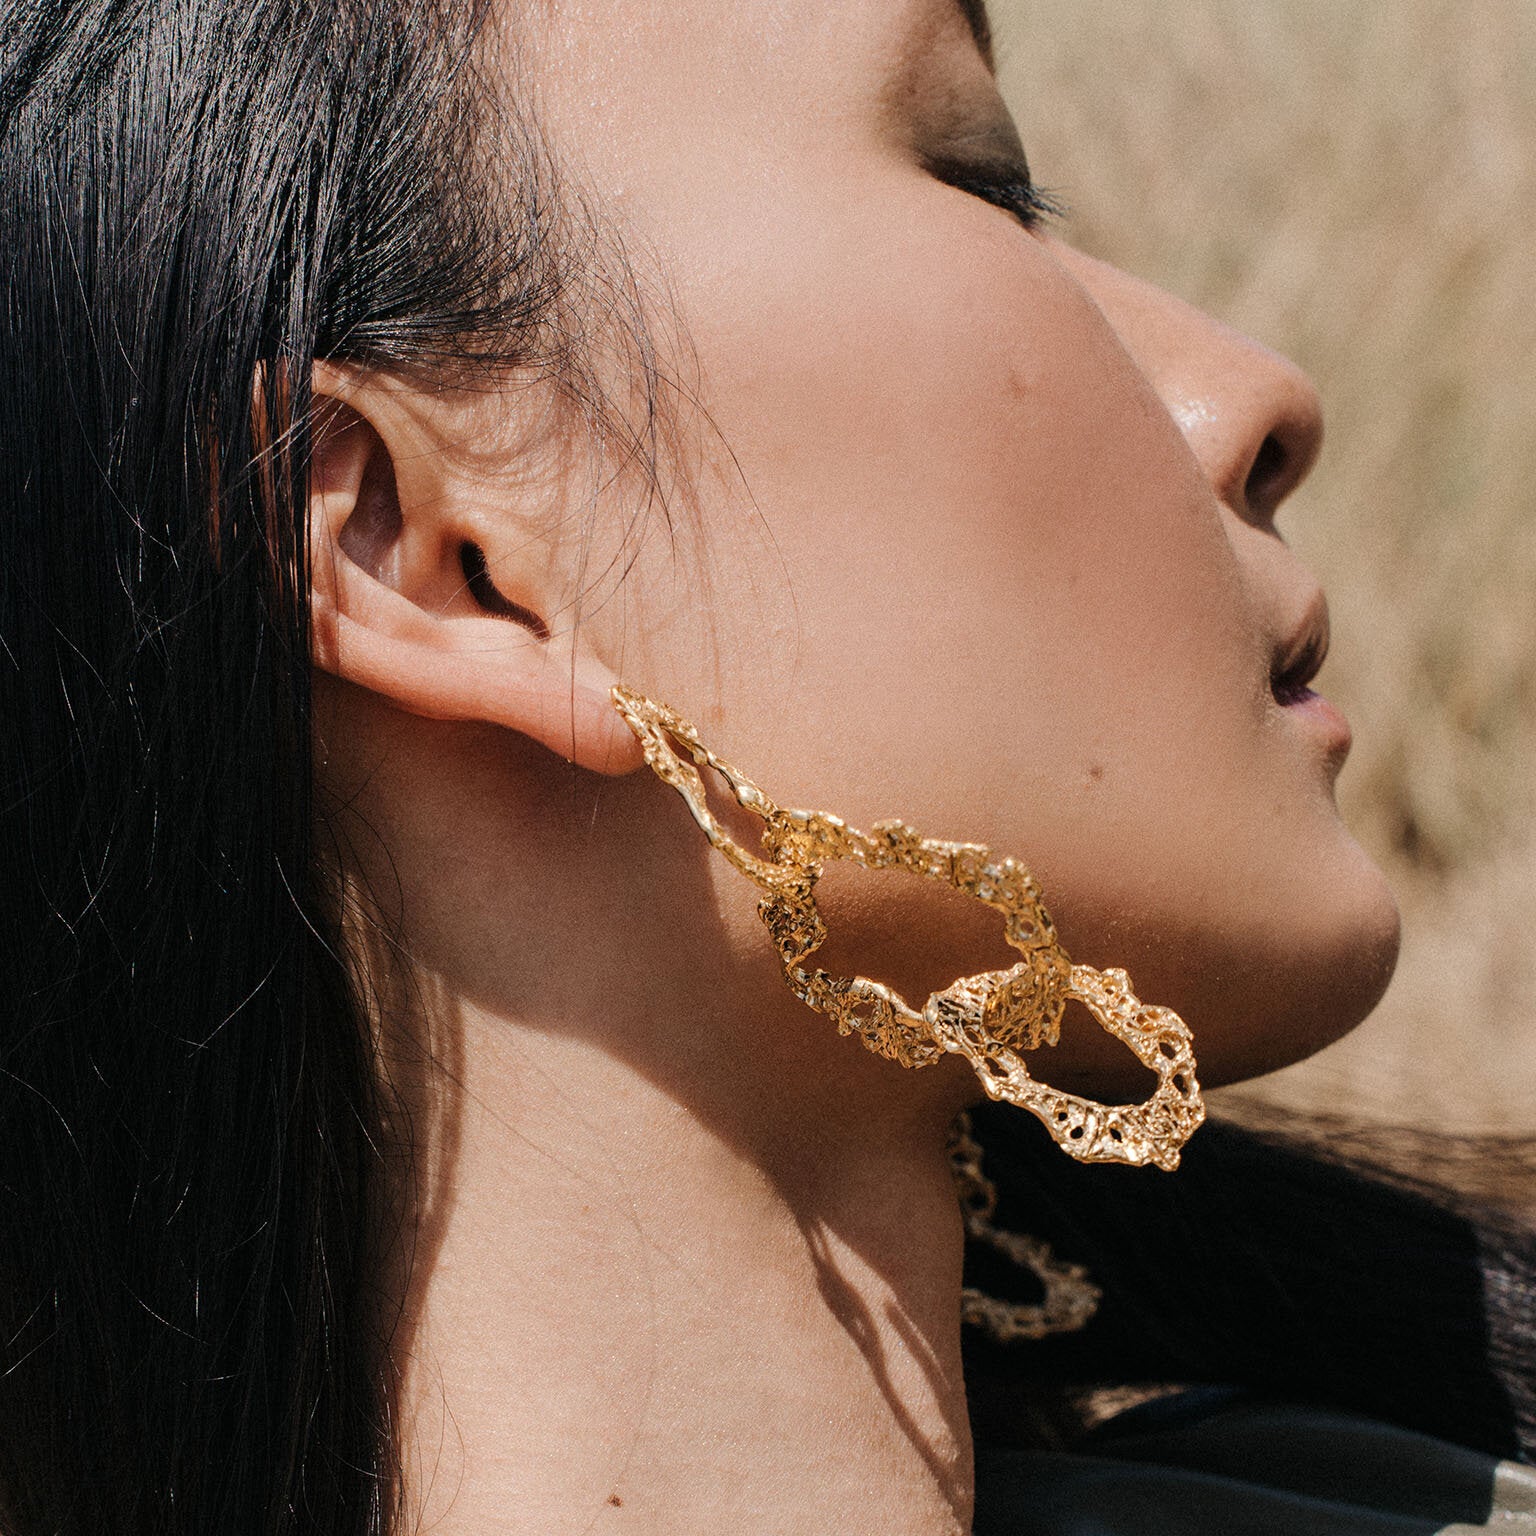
[306,364,643,775]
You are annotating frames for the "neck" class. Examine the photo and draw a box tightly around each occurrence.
[387,992,974,1536]
[319,702,982,1532]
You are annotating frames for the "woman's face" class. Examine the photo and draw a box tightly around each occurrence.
[514,0,1400,1087]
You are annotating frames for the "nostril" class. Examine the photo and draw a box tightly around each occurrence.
[1244,433,1290,517]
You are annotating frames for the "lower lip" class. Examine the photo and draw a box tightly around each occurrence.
[1277,686,1353,766]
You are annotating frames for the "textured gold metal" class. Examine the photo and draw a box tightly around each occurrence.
[612,685,1205,1170]
[948,1112,1100,1340]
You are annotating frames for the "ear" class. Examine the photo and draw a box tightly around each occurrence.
[306,363,642,774]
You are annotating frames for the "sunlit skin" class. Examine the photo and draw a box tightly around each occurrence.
[305,1,1401,1531]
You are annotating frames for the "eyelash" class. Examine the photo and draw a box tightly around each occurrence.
[945,172,1064,233]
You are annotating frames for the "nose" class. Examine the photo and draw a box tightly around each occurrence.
[1049,242,1324,528]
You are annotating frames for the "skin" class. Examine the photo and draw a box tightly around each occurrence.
[306,0,1402,1530]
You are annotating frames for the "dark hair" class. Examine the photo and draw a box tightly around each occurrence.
[0,2,574,1530]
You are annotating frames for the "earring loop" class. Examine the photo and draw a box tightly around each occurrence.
[613,685,1204,1170]
[949,1112,1100,1340]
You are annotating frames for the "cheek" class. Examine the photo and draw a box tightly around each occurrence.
[666,186,1268,816]
[625,177,1396,1089]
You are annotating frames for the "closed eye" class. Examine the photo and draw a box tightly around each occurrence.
[935,163,1065,232]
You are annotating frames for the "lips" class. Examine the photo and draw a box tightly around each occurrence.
[1270,597,1330,707]
[1269,594,1352,768]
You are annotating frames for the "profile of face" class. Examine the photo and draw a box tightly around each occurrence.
[312,0,1401,1108]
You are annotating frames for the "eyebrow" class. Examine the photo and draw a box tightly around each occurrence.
[955,0,994,66]
[883,0,999,124]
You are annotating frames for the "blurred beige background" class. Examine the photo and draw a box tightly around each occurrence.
[993,1,1536,1133]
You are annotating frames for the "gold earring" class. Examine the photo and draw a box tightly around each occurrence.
[949,1112,1100,1339]
[612,686,1205,1171]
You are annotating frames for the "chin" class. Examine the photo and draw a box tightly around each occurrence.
[1198,847,1403,1092]
[1046,837,1403,1103]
